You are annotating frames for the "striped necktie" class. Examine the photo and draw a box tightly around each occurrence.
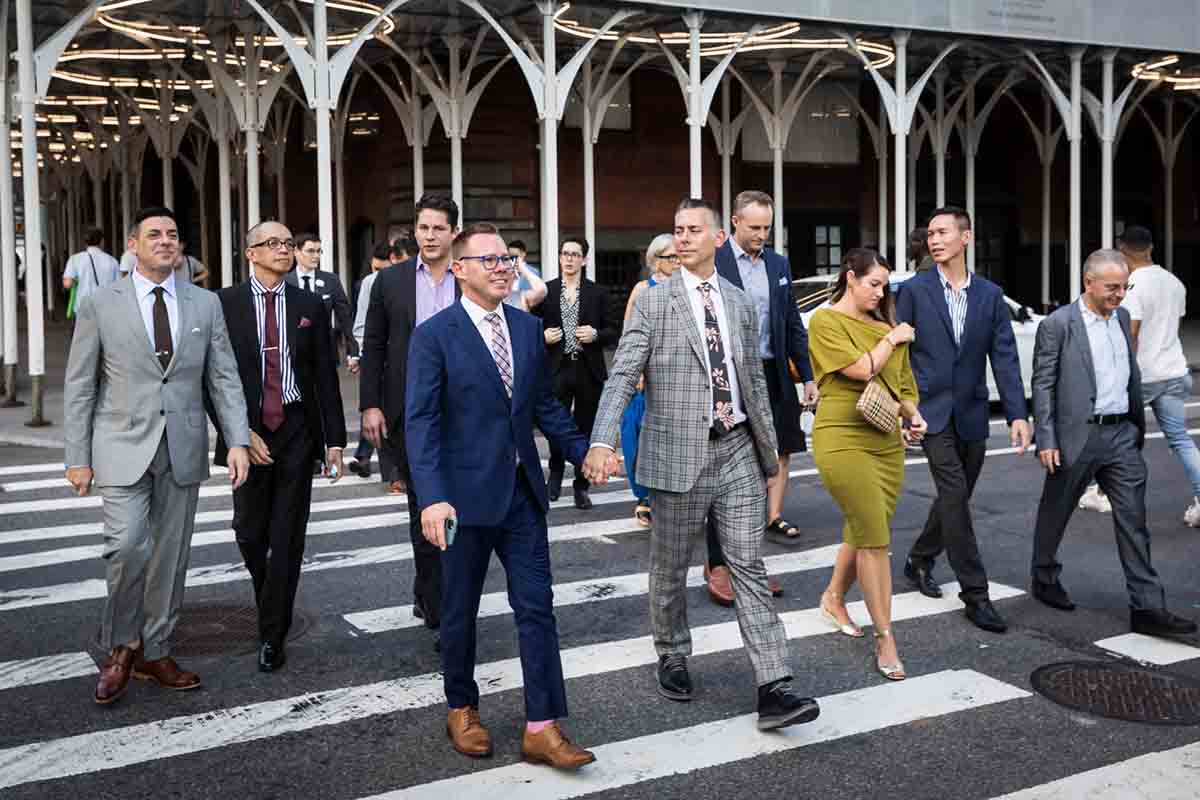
[485,312,512,398]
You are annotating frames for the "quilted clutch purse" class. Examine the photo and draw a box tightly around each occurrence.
[856,378,900,434]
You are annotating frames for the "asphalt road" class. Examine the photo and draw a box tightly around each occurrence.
[1,405,1199,799]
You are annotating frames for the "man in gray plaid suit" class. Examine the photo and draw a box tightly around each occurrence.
[584,198,819,731]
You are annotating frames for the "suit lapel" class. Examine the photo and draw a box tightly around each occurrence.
[1069,301,1098,393]
[925,270,957,346]
[285,283,302,373]
[715,242,743,289]
[240,284,264,399]
[451,303,509,406]
[720,278,745,369]
[670,271,708,370]
[117,277,159,366]
[165,282,194,376]
[959,279,986,354]
[402,264,418,328]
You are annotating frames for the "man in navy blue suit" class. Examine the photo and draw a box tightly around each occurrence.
[896,206,1032,633]
[703,191,814,605]
[406,222,597,771]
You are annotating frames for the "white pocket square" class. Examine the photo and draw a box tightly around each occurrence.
[191,327,201,333]
[778,276,789,286]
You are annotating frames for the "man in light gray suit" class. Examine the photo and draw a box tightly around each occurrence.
[583,198,818,731]
[1031,248,1195,639]
[65,206,251,705]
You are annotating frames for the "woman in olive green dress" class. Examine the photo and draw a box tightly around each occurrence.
[809,249,927,681]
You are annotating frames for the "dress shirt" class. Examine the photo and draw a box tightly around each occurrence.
[1078,297,1130,415]
[460,295,515,392]
[296,265,319,292]
[250,275,301,404]
[416,256,456,325]
[936,266,971,347]
[729,238,773,359]
[131,269,179,352]
[680,266,748,427]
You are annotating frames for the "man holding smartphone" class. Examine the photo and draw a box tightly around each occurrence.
[406,223,595,771]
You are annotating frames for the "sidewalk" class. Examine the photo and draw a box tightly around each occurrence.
[5,315,1200,452]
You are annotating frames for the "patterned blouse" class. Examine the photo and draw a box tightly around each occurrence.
[561,284,580,355]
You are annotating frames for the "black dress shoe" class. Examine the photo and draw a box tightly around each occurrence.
[756,678,820,731]
[547,470,563,502]
[348,459,372,478]
[574,488,593,510]
[965,599,1008,633]
[657,654,692,701]
[1032,580,1075,611]
[1131,608,1198,638]
[258,642,286,673]
[904,560,943,599]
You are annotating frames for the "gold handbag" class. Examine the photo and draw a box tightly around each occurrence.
[855,351,900,433]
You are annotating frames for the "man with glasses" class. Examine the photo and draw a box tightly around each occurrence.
[361,194,461,650]
[287,233,358,365]
[210,221,347,672]
[532,236,614,509]
[1031,248,1196,639]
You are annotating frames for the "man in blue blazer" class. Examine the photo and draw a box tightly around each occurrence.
[702,191,815,603]
[896,206,1032,633]
[406,222,596,771]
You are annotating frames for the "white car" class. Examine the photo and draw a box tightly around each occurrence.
[792,273,1042,401]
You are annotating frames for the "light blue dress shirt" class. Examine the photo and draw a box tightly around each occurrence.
[1078,297,1130,415]
[729,238,773,359]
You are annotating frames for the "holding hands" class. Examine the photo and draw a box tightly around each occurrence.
[582,446,621,485]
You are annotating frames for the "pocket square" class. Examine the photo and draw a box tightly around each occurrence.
[778,276,789,286]
[299,317,313,328]
[191,327,201,333]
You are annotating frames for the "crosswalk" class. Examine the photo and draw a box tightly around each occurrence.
[1,433,1198,799]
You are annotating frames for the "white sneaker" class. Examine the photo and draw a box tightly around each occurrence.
[1183,498,1200,528]
[1078,484,1112,513]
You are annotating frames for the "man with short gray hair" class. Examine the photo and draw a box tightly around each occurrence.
[1030,248,1195,639]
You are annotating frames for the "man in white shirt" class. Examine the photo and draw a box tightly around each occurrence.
[63,228,121,306]
[1118,225,1200,526]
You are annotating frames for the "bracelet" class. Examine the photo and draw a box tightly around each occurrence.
[865,350,875,376]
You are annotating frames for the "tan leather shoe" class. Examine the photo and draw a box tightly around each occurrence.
[132,655,201,690]
[447,706,493,757]
[94,645,136,705]
[704,564,734,606]
[521,722,595,770]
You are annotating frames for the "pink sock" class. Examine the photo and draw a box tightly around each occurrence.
[526,719,554,733]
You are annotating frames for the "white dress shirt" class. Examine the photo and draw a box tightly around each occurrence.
[1078,297,1130,415]
[679,266,748,427]
[296,265,319,291]
[460,295,515,389]
[130,269,179,351]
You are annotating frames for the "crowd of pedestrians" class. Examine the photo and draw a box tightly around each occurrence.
[61,188,1198,771]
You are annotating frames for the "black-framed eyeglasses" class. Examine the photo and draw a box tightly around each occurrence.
[458,254,518,273]
[249,238,296,252]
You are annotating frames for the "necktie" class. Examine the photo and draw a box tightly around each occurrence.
[485,312,512,398]
[151,287,173,370]
[698,282,734,435]
[302,275,311,292]
[261,289,285,431]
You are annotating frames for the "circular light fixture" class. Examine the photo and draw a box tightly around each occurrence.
[1132,55,1200,90]
[553,4,894,67]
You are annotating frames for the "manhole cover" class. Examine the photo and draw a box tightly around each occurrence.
[167,604,310,657]
[1030,660,1200,725]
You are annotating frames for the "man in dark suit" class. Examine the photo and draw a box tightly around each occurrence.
[1031,248,1195,638]
[286,232,358,362]
[211,220,347,672]
[703,190,812,605]
[895,206,1031,634]
[407,222,596,770]
[532,236,614,509]
[360,194,461,649]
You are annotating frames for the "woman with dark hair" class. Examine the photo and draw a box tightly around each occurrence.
[808,248,926,681]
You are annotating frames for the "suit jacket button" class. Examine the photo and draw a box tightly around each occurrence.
[160,409,165,416]
[162,378,168,385]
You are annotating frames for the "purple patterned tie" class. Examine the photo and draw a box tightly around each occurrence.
[698,282,734,434]
[486,312,512,398]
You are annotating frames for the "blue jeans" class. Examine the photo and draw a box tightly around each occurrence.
[1143,372,1200,498]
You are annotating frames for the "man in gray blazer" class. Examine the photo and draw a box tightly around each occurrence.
[584,198,818,731]
[65,207,251,705]
[1031,248,1195,638]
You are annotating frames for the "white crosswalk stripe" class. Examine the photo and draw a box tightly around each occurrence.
[0,652,97,691]
[989,741,1200,799]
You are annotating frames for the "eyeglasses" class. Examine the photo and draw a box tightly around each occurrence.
[458,254,518,273]
[249,238,296,252]
[656,254,681,264]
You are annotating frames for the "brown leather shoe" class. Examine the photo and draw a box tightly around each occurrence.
[94,645,136,705]
[132,655,201,690]
[768,575,784,597]
[704,564,734,606]
[446,706,493,757]
[521,722,595,770]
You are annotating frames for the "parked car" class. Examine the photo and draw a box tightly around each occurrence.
[792,273,1042,401]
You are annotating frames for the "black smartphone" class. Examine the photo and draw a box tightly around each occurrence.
[444,516,457,548]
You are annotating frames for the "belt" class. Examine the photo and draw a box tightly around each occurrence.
[709,421,747,440]
[1089,413,1128,425]
[565,351,582,361]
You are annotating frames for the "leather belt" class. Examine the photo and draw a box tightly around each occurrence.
[565,351,582,361]
[1089,413,1128,425]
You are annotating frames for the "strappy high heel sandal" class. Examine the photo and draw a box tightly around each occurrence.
[874,628,906,681]
[819,591,864,638]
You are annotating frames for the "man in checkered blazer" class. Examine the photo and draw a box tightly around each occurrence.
[584,198,819,731]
